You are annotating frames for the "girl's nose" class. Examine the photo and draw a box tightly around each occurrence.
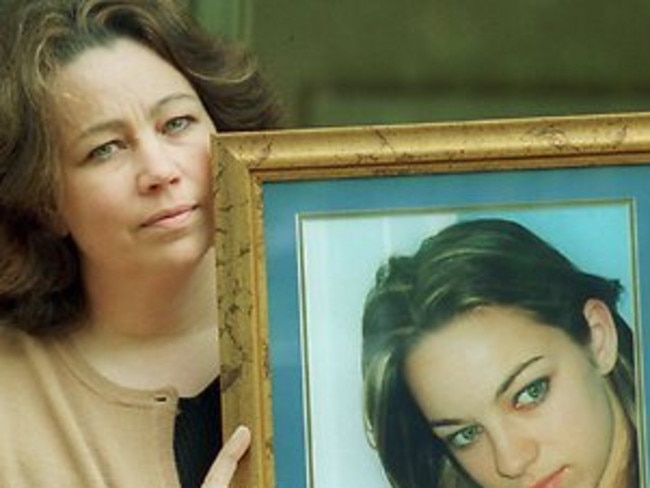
[491,425,539,479]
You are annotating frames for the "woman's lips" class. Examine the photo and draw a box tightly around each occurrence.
[141,204,197,228]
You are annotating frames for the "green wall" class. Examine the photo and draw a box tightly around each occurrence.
[4,0,647,128]
[217,0,650,127]
[191,0,251,42]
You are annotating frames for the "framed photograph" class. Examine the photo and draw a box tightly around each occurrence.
[212,112,650,488]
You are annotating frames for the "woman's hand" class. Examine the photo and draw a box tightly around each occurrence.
[201,426,252,488]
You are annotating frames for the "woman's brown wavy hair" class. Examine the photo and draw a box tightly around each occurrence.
[0,0,281,334]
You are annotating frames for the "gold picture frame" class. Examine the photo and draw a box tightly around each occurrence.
[212,112,650,488]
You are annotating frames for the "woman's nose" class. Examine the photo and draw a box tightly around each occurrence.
[135,138,181,193]
[491,426,539,479]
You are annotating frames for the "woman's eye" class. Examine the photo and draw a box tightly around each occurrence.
[163,116,195,135]
[513,377,549,409]
[446,424,483,450]
[88,140,124,162]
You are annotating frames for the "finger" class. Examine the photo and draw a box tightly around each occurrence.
[201,425,252,488]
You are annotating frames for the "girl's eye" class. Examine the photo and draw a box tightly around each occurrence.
[88,140,125,162]
[163,116,195,135]
[446,424,484,450]
[513,377,549,410]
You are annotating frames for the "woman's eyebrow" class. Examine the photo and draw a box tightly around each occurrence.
[150,92,199,116]
[73,92,199,144]
[75,120,125,144]
[494,355,544,399]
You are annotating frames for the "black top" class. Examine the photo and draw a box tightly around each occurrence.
[173,377,222,488]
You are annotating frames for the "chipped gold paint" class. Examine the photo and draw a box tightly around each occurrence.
[212,112,650,488]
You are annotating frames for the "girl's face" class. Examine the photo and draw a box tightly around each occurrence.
[404,304,618,488]
[51,38,216,276]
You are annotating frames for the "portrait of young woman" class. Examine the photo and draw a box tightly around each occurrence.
[362,217,639,488]
[0,0,279,486]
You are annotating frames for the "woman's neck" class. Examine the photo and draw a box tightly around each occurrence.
[82,248,218,336]
[70,249,220,396]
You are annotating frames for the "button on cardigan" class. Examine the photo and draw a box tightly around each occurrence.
[0,326,217,488]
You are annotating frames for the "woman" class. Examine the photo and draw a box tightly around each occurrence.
[0,0,280,486]
[362,218,637,488]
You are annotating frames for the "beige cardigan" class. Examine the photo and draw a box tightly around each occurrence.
[0,326,186,487]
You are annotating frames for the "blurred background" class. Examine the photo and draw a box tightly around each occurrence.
[3,0,647,127]
[191,0,650,128]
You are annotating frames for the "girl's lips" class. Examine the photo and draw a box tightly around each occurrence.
[141,204,197,228]
[529,466,568,488]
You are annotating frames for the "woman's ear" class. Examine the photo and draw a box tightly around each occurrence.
[583,298,619,375]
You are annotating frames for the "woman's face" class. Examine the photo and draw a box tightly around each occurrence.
[51,38,216,276]
[404,305,617,488]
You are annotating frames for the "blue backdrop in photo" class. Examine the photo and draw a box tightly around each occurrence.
[263,164,649,488]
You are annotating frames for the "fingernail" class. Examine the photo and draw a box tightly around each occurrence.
[233,425,251,440]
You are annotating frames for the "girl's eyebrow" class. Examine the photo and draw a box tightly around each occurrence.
[430,417,466,428]
[494,355,544,399]
[428,355,545,428]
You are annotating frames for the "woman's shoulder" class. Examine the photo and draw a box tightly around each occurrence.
[0,326,77,428]
[0,325,33,355]
[0,325,60,377]
[0,323,42,347]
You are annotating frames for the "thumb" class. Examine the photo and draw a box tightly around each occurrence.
[201,425,252,488]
